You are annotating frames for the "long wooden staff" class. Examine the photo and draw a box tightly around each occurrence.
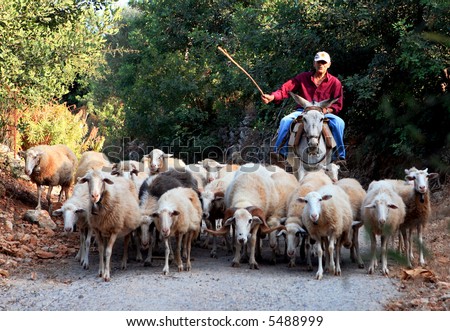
[217,46,265,95]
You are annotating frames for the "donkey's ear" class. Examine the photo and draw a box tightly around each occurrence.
[289,92,312,108]
[319,97,339,109]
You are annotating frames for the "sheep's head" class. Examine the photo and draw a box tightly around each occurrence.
[53,203,86,232]
[364,193,399,228]
[277,221,305,257]
[143,149,173,174]
[298,191,332,225]
[23,149,43,176]
[152,209,179,238]
[78,170,114,213]
[405,168,439,196]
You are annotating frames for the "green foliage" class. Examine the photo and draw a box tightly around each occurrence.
[18,103,104,157]
[0,0,119,153]
[86,0,449,176]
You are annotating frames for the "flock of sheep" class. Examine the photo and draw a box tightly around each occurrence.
[19,144,438,281]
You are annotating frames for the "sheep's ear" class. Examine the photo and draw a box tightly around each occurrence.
[427,173,439,180]
[251,216,263,225]
[321,194,332,201]
[365,203,375,208]
[297,197,307,203]
[75,208,85,214]
[103,178,114,185]
[224,217,235,226]
[78,177,88,184]
[52,209,63,217]
[18,151,25,158]
[387,204,398,209]
[276,229,286,237]
[404,169,410,175]
[163,153,173,158]
[405,175,415,181]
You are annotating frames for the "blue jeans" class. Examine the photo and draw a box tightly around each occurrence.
[274,109,346,160]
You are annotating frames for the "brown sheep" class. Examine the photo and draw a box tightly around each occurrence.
[19,144,77,210]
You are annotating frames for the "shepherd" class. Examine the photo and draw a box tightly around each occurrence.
[261,51,346,168]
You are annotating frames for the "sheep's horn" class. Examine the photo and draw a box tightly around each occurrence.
[260,224,285,235]
[204,226,230,236]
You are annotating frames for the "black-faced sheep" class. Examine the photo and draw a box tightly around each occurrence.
[20,144,78,210]
[151,187,202,275]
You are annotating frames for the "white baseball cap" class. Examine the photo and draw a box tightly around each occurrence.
[314,51,331,63]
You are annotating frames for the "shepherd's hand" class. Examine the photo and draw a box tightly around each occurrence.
[262,94,274,104]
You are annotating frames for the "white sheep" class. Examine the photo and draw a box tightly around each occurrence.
[299,184,353,280]
[199,158,240,182]
[278,171,332,269]
[205,164,284,269]
[74,151,112,180]
[335,177,366,268]
[78,169,143,281]
[361,180,406,276]
[52,183,92,269]
[141,148,186,175]
[151,187,202,275]
[323,163,340,183]
[19,144,78,210]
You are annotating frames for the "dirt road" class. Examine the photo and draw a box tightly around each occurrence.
[0,232,401,311]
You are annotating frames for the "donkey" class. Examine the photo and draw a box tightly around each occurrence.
[286,92,339,180]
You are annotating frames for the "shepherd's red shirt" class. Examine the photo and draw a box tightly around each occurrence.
[271,71,343,114]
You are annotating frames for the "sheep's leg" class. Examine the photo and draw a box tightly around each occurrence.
[335,238,342,276]
[418,224,426,266]
[46,185,53,207]
[306,238,313,271]
[144,228,155,267]
[352,226,364,268]
[185,232,193,271]
[381,234,389,276]
[134,234,143,263]
[104,233,118,282]
[76,229,85,262]
[402,228,412,268]
[121,233,130,270]
[409,228,414,262]
[176,234,184,272]
[328,236,336,275]
[315,238,324,280]
[231,239,241,268]
[162,237,170,275]
[95,231,105,278]
[82,226,92,270]
[368,232,377,274]
[249,226,259,269]
[36,184,42,210]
